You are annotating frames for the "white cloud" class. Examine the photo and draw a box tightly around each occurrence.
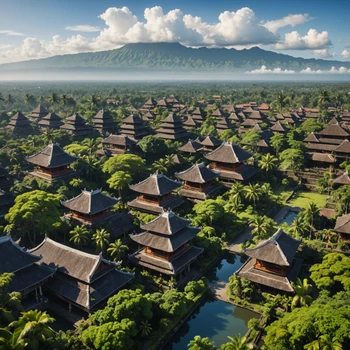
[273,29,331,50]
[0,30,25,36]
[246,65,296,74]
[341,49,350,59]
[0,44,13,50]
[300,66,350,74]
[65,25,101,32]
[263,14,311,33]
[313,49,335,58]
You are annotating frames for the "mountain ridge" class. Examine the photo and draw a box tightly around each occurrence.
[1,42,349,72]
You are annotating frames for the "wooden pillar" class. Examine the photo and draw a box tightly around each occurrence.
[35,288,39,302]
[39,286,43,297]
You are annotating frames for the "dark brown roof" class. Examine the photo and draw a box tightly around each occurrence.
[162,113,182,124]
[306,143,336,152]
[304,132,319,143]
[329,117,339,125]
[62,189,118,214]
[334,139,350,154]
[31,104,48,117]
[318,124,349,137]
[200,135,222,147]
[38,113,63,127]
[172,154,187,165]
[65,113,86,124]
[122,113,144,124]
[176,163,219,183]
[306,152,336,163]
[334,213,350,234]
[141,211,191,235]
[183,116,199,127]
[244,229,301,266]
[144,98,157,106]
[333,171,350,185]
[129,174,182,196]
[8,112,32,126]
[102,134,136,147]
[247,111,266,120]
[271,121,287,132]
[26,143,78,168]
[178,140,203,153]
[191,107,205,117]
[205,142,253,164]
[212,108,224,117]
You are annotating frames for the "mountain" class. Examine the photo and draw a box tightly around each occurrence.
[1,42,349,73]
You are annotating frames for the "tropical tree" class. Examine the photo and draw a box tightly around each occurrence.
[258,153,278,175]
[42,128,55,144]
[187,335,217,350]
[289,217,308,238]
[250,215,273,240]
[275,92,288,113]
[221,334,253,350]
[102,154,145,176]
[107,239,128,261]
[88,94,100,107]
[318,90,330,108]
[8,310,56,349]
[270,133,287,154]
[92,228,110,252]
[6,94,14,105]
[69,225,90,247]
[48,92,59,106]
[107,171,133,198]
[305,202,320,231]
[305,335,343,350]
[244,183,261,208]
[82,138,100,155]
[291,278,313,309]
[279,148,304,173]
[227,182,245,204]
[152,158,168,174]
[139,320,152,338]
[23,94,35,106]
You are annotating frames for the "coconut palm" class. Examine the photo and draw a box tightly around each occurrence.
[305,335,343,350]
[227,182,245,203]
[250,215,270,239]
[9,310,55,349]
[81,155,100,181]
[47,92,59,106]
[305,202,320,234]
[318,90,330,107]
[88,94,100,107]
[289,217,308,238]
[92,228,110,252]
[6,94,14,105]
[23,93,35,106]
[107,239,128,261]
[82,138,100,155]
[164,154,175,168]
[139,320,152,337]
[224,334,253,350]
[258,153,278,175]
[244,183,261,208]
[291,278,313,309]
[42,128,55,144]
[152,158,168,174]
[69,225,90,247]
[275,92,288,113]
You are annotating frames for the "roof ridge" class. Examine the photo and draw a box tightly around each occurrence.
[0,235,42,259]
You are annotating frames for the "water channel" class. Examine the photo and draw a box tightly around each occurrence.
[164,253,260,349]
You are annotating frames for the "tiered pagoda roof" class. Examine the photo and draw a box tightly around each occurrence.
[333,171,350,185]
[129,211,203,276]
[191,107,206,122]
[31,237,134,312]
[216,117,233,133]
[38,113,63,129]
[176,163,220,184]
[30,104,48,120]
[143,111,156,120]
[183,116,200,128]
[141,98,157,110]
[236,229,303,292]
[0,235,55,294]
[155,113,189,140]
[334,213,350,240]
[200,135,222,150]
[6,112,34,136]
[318,123,349,138]
[205,142,253,164]
[178,140,203,154]
[92,109,118,135]
[99,134,137,156]
[119,113,149,139]
[271,121,287,133]
[212,108,225,118]
[60,113,92,137]
[26,143,78,168]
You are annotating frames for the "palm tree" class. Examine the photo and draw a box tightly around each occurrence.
[81,155,100,181]
[164,154,175,168]
[9,310,55,349]
[305,202,320,235]
[107,239,128,261]
[6,94,14,105]
[318,90,330,108]
[244,183,261,208]
[250,215,269,239]
[153,158,168,174]
[224,334,253,350]
[47,92,59,106]
[305,335,342,350]
[291,278,313,309]
[289,217,308,238]
[228,182,245,203]
[92,228,110,252]
[258,153,278,176]
[42,128,55,144]
[88,94,100,107]
[69,225,90,247]
[275,92,287,113]
[139,320,152,337]
[23,93,35,106]
[82,138,99,155]
[0,93,4,102]
[107,171,133,198]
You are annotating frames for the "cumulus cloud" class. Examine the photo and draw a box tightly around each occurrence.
[0,30,25,36]
[65,25,101,32]
[341,49,350,59]
[263,13,311,33]
[300,66,350,74]
[273,29,331,50]
[0,6,333,64]
[313,49,335,58]
[246,65,296,74]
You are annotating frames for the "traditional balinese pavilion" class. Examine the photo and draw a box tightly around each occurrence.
[212,108,226,119]
[236,229,303,293]
[216,117,234,134]
[38,113,63,130]
[6,112,34,136]
[334,213,350,243]
[0,165,12,190]
[271,121,287,134]
[156,113,189,140]
[0,235,55,303]
[183,116,200,130]
[0,190,14,218]
[128,174,184,214]
[119,113,149,140]
[142,111,156,121]
[92,109,118,136]
[333,171,350,187]
[178,140,203,154]
[176,163,221,201]
[30,237,134,312]
[191,107,206,124]
[128,211,203,280]
[204,142,257,185]
[97,134,137,156]
[60,113,92,137]
[199,135,222,151]
[30,104,49,121]
[140,98,158,112]
[26,143,78,182]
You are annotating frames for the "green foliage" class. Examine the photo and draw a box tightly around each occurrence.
[107,239,128,261]
[299,119,323,134]
[102,154,145,176]
[188,335,217,350]
[137,135,168,155]
[107,171,132,197]
[192,199,225,226]
[279,148,304,172]
[69,225,90,247]
[291,278,313,309]
[310,253,350,293]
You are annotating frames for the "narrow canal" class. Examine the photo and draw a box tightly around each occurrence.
[164,253,260,349]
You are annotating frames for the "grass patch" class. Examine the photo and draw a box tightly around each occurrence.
[288,191,328,209]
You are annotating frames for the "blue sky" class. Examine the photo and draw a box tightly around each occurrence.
[0,0,349,64]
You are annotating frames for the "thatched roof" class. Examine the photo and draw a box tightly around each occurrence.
[200,135,222,148]
[8,112,32,126]
[102,134,136,147]
[122,113,144,124]
[62,189,118,214]
[26,143,78,168]
[333,171,350,185]
[334,139,350,154]
[271,121,287,132]
[205,142,253,164]
[38,113,63,127]
[31,104,48,117]
[334,213,350,234]
[306,152,336,163]
[176,163,219,183]
[178,140,203,153]
[318,124,349,137]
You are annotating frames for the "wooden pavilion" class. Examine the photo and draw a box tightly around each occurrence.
[119,113,149,140]
[60,113,92,137]
[155,113,189,140]
[38,113,63,130]
[92,109,118,136]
